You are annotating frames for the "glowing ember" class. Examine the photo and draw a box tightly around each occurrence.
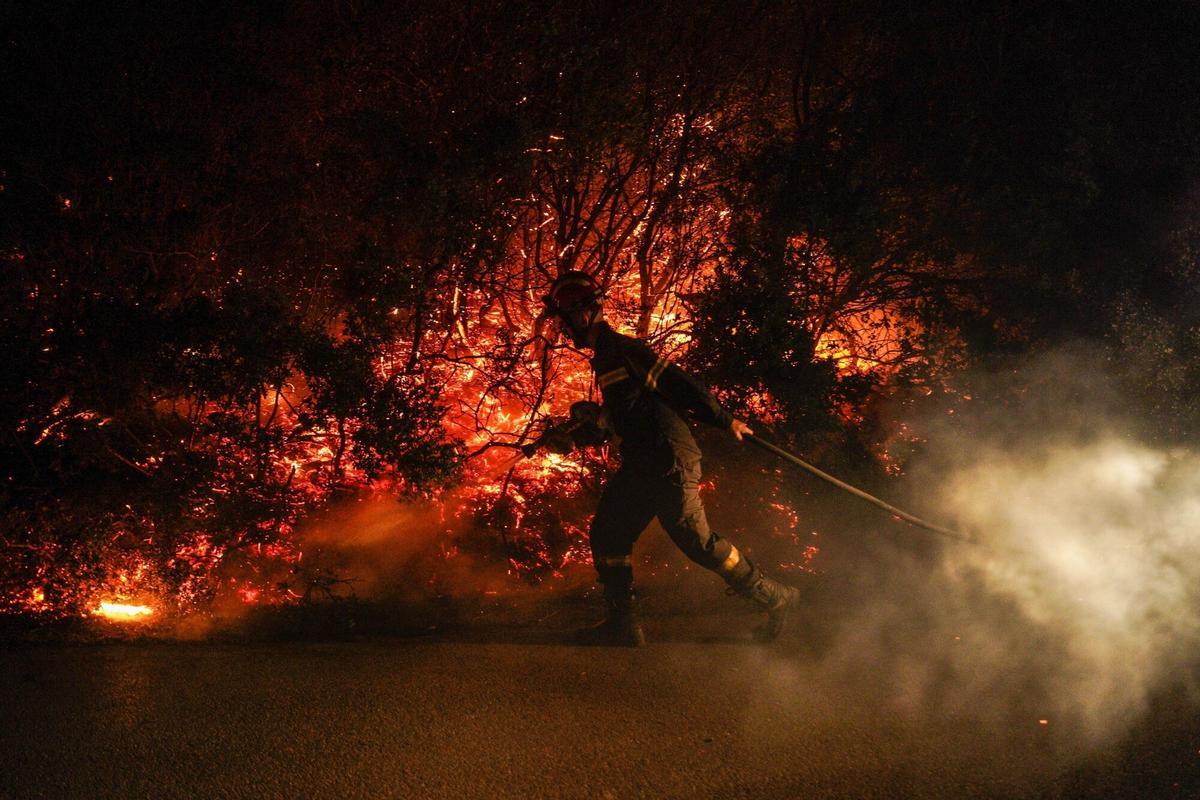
[93,601,155,621]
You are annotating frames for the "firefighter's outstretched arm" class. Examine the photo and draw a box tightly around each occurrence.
[520,401,611,457]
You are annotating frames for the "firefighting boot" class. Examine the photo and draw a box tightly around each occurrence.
[724,554,801,643]
[575,584,646,648]
[744,573,801,642]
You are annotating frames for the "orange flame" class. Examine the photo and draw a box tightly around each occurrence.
[93,601,155,621]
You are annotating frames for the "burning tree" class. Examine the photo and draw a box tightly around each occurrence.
[4,1,1200,620]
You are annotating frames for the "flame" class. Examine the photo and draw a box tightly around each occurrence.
[93,601,154,621]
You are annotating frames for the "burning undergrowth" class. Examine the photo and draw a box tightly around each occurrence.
[0,232,892,629]
[1,0,963,629]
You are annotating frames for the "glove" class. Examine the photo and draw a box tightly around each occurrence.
[568,401,611,447]
[541,424,576,454]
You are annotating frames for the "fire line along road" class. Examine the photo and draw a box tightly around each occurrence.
[2,616,1198,800]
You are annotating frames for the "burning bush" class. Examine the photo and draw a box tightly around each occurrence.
[5,1,1200,621]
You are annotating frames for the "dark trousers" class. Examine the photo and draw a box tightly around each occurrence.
[589,454,742,594]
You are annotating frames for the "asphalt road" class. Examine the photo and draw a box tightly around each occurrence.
[2,612,1198,800]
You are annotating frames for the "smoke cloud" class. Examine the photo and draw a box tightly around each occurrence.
[935,440,1200,733]
[745,347,1200,755]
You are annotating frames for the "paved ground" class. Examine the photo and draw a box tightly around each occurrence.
[2,608,1198,800]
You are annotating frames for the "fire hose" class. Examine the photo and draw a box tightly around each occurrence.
[744,433,971,544]
[512,403,969,543]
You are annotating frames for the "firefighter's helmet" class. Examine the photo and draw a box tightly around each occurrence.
[543,271,602,316]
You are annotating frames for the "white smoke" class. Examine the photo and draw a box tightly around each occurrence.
[743,348,1200,755]
[937,436,1200,733]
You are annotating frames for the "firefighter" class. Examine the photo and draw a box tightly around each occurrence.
[540,271,801,646]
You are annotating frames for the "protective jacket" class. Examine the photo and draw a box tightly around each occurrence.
[589,322,733,470]
[586,320,747,606]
